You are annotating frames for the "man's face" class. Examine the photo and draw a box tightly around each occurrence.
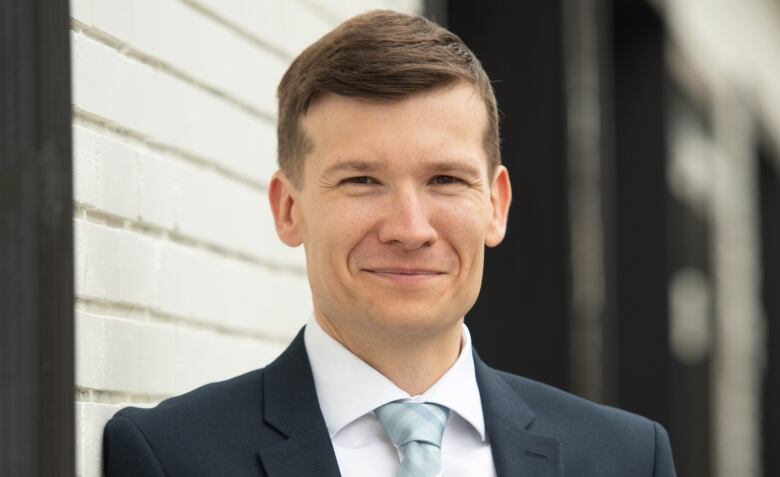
[270,83,511,343]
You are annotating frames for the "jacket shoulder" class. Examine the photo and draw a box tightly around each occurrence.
[494,371,673,475]
[115,368,267,428]
[104,368,279,476]
[497,370,654,430]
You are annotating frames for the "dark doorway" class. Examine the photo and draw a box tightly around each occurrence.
[760,146,780,477]
[0,0,74,475]
[663,83,713,477]
[610,0,671,429]
[445,0,572,390]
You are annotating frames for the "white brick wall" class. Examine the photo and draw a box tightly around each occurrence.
[71,1,422,476]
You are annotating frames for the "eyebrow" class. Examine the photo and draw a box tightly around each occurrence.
[322,160,386,177]
[425,159,483,178]
[321,158,484,178]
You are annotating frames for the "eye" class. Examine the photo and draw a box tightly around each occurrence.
[430,175,462,185]
[342,176,379,185]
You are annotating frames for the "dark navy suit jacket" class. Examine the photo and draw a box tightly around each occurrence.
[104,328,676,476]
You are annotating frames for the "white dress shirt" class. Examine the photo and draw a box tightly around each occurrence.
[304,318,497,477]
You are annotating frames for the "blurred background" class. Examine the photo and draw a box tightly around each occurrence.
[1,0,777,476]
[445,1,780,477]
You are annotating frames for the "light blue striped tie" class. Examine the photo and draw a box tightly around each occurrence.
[374,401,450,477]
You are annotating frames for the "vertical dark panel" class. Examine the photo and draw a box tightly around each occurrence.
[562,0,616,404]
[423,0,448,27]
[447,0,571,389]
[760,151,780,477]
[0,0,74,475]
[611,0,671,426]
[663,84,712,477]
[665,197,712,477]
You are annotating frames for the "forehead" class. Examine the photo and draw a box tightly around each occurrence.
[299,83,489,174]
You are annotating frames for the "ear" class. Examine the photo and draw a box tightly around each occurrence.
[268,170,303,247]
[485,165,512,247]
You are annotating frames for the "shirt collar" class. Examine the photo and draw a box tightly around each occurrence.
[304,317,487,441]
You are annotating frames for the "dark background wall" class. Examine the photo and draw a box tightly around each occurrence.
[434,1,780,476]
[0,0,74,475]
[446,1,572,392]
[760,146,780,477]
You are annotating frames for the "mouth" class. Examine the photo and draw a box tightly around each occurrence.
[362,267,446,284]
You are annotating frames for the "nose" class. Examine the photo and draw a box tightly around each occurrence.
[377,187,438,250]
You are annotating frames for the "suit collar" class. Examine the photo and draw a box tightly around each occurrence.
[256,327,563,477]
[258,328,341,476]
[474,351,564,477]
[305,318,488,441]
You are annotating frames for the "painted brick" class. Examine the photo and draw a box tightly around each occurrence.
[247,117,279,183]
[72,31,275,182]
[92,0,134,45]
[75,219,120,301]
[70,2,428,475]
[75,212,304,337]
[76,314,289,398]
[173,160,235,248]
[177,325,220,391]
[75,220,161,306]
[73,125,98,207]
[103,316,142,393]
[305,0,398,20]
[112,137,303,268]
[139,321,180,395]
[93,133,139,220]
[76,402,122,477]
[115,229,160,306]
[71,0,93,25]
[74,221,88,297]
[75,311,106,390]
[157,241,211,322]
[192,0,334,57]
[171,153,303,267]
[390,0,422,14]
[159,241,237,330]
[137,150,179,230]
[245,268,311,337]
[176,326,287,394]
[213,335,286,382]
[71,31,136,129]
[131,0,287,115]
[231,336,287,374]
[157,238,310,337]
[227,260,311,338]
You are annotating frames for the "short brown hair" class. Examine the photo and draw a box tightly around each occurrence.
[276,10,500,186]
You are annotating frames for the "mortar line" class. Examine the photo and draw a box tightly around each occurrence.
[292,0,342,26]
[75,295,298,345]
[71,19,277,125]
[74,203,307,276]
[178,0,296,61]
[76,386,171,405]
[73,108,269,194]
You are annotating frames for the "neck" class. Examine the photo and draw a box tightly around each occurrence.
[314,312,463,396]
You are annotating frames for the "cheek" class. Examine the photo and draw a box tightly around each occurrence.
[306,201,375,262]
[434,199,491,245]
[431,199,491,274]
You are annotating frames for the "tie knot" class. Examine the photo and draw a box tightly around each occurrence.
[374,401,450,448]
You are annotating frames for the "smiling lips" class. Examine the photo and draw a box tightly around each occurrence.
[363,267,445,284]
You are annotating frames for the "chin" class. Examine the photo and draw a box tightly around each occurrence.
[363,303,464,336]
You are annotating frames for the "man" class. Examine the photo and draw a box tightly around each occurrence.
[104,10,676,476]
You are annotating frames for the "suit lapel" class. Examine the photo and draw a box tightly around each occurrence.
[257,329,341,477]
[255,329,564,476]
[474,352,564,477]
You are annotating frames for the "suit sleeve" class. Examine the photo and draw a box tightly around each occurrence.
[652,421,677,477]
[103,414,166,477]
